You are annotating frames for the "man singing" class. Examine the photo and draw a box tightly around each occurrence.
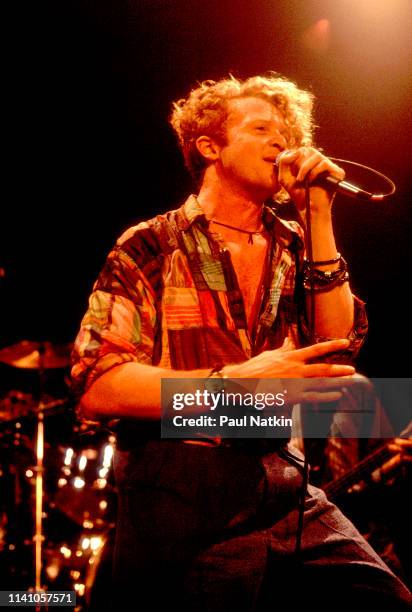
[72,74,411,610]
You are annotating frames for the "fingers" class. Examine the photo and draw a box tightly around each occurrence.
[300,390,344,403]
[277,377,356,406]
[276,149,300,167]
[293,339,351,360]
[278,147,345,185]
[296,156,345,184]
[298,376,357,390]
[303,364,355,377]
[277,150,300,191]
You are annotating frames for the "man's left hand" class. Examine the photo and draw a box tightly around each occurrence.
[277,147,345,215]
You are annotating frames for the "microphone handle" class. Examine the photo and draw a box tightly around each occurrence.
[317,174,383,202]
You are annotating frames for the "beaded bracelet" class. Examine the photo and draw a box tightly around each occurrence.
[307,253,341,267]
[303,255,349,292]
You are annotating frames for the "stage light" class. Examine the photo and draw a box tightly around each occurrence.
[73,477,85,489]
[302,19,330,52]
[78,455,88,472]
[81,537,90,550]
[60,546,72,559]
[102,443,114,468]
[64,448,74,466]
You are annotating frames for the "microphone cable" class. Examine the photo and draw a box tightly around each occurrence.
[294,175,313,559]
[326,157,396,201]
[293,156,397,558]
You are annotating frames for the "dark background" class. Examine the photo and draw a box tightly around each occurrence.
[3,0,412,376]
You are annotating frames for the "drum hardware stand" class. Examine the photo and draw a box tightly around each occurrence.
[33,409,45,607]
[31,343,47,611]
[0,338,72,608]
[32,371,71,610]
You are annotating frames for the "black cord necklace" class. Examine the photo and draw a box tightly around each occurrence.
[209,219,266,244]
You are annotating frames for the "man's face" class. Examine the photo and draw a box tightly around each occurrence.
[217,96,289,199]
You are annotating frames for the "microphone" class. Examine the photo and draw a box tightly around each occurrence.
[313,174,384,202]
[274,151,385,202]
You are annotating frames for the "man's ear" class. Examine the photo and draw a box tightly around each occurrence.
[195,135,221,162]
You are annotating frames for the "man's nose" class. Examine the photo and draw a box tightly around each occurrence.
[268,133,288,152]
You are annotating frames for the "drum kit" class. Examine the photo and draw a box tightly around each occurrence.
[0,340,116,610]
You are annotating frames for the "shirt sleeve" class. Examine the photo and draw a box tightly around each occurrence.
[71,244,158,399]
[298,291,368,362]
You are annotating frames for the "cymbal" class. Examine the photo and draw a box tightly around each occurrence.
[0,340,72,369]
[0,394,70,424]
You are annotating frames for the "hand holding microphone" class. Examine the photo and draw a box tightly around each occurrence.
[275,148,394,202]
[275,147,346,212]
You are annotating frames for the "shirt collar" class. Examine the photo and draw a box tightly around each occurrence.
[177,194,302,249]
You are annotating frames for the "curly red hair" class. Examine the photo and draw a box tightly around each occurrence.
[170,74,315,184]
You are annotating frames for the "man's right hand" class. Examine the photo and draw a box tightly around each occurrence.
[225,339,355,379]
[224,338,356,405]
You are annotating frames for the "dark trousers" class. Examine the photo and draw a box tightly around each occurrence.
[111,440,412,611]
